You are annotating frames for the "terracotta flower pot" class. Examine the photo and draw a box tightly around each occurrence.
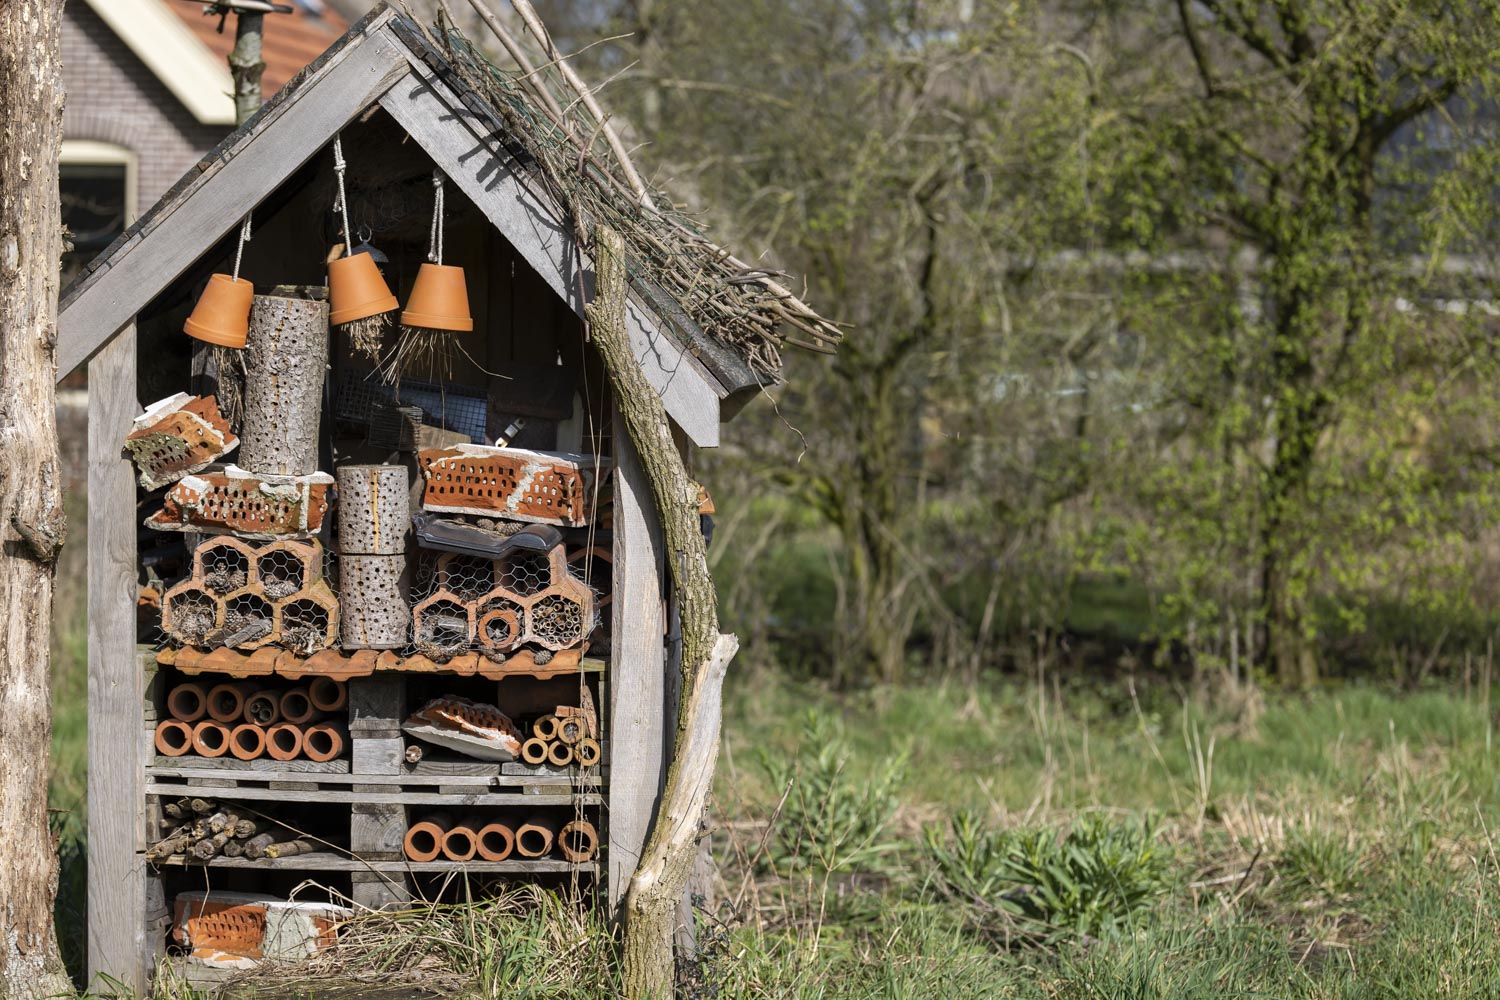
[328,251,398,325]
[184,273,253,348]
[401,263,473,332]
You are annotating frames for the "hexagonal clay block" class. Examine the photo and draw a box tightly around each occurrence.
[162,582,224,647]
[418,445,609,527]
[148,466,334,539]
[193,536,256,597]
[475,592,524,654]
[336,465,410,555]
[220,586,278,650]
[411,590,474,660]
[434,552,496,602]
[340,554,409,650]
[520,548,596,651]
[275,581,340,654]
[255,539,323,599]
[126,393,239,491]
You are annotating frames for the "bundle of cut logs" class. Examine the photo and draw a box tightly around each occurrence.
[146,798,316,863]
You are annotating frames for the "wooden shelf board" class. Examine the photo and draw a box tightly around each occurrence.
[154,851,597,873]
[150,756,350,773]
[147,764,601,789]
[145,782,601,806]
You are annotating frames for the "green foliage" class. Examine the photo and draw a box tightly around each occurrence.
[757,711,908,874]
[924,811,1172,942]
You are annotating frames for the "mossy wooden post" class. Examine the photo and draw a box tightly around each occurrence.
[586,226,738,997]
[0,1,73,991]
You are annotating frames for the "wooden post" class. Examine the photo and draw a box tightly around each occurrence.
[239,292,329,476]
[607,412,667,915]
[88,325,146,992]
[229,12,266,126]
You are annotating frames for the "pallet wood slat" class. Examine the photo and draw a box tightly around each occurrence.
[606,416,668,914]
[144,783,600,806]
[88,325,147,992]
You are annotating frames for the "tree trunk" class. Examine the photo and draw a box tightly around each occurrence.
[585,226,736,999]
[0,0,72,995]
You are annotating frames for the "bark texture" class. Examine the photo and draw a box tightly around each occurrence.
[0,0,72,995]
[229,12,266,125]
[239,293,330,476]
[586,226,737,998]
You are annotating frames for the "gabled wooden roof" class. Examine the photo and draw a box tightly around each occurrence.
[58,5,750,446]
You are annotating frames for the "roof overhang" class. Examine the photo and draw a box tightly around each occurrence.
[82,0,237,126]
[58,6,731,446]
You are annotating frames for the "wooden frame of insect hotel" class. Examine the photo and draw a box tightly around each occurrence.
[56,6,840,990]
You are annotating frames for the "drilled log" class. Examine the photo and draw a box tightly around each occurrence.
[339,554,409,650]
[238,292,329,476]
[336,465,409,554]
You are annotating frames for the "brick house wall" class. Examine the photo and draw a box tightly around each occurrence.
[62,2,227,216]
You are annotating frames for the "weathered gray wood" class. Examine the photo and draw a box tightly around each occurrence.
[239,293,329,475]
[56,23,407,378]
[351,804,406,859]
[607,413,667,916]
[145,764,584,787]
[148,756,350,773]
[88,325,146,991]
[350,870,412,908]
[374,43,723,448]
[145,783,600,806]
[353,734,405,777]
[348,674,405,731]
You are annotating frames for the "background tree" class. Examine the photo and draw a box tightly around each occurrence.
[0,0,72,994]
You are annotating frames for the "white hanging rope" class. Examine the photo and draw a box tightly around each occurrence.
[232,213,253,282]
[334,135,354,257]
[428,171,445,265]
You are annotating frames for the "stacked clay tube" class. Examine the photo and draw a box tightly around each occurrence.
[518,709,601,769]
[401,812,597,863]
[155,680,347,762]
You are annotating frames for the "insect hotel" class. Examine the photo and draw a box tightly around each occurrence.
[57,6,838,990]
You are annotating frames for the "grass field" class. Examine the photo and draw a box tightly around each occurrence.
[48,590,1500,997]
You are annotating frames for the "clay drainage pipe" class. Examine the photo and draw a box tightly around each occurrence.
[532,715,559,741]
[559,819,599,863]
[515,817,557,858]
[476,822,514,861]
[574,738,602,768]
[190,720,232,758]
[441,818,481,862]
[546,742,574,767]
[166,683,209,722]
[520,738,550,765]
[308,677,347,712]
[556,716,586,744]
[279,687,321,725]
[154,720,194,757]
[302,723,346,763]
[244,690,280,727]
[229,723,267,761]
[403,813,450,862]
[265,722,303,761]
[205,681,252,723]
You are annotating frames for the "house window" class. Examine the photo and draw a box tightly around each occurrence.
[60,139,137,288]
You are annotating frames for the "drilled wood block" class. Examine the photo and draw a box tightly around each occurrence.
[339,554,408,650]
[239,293,329,476]
[336,465,409,555]
[347,675,405,732]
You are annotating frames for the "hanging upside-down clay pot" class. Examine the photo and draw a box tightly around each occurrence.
[184,274,254,348]
[328,252,398,325]
[401,263,472,332]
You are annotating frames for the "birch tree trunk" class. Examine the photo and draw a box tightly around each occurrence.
[585,226,737,998]
[0,0,72,995]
